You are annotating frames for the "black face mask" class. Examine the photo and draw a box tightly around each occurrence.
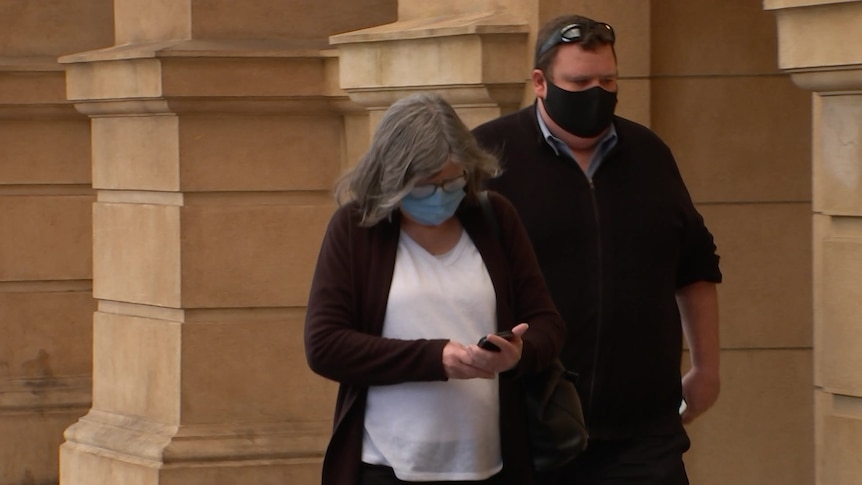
[542,82,617,138]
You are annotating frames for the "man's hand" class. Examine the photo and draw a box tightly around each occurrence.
[677,281,720,424]
[681,366,720,424]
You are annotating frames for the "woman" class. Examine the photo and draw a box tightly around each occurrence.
[304,92,564,484]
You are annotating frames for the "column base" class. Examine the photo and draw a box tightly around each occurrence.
[60,410,330,485]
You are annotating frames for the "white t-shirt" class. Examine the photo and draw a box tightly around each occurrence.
[361,229,502,481]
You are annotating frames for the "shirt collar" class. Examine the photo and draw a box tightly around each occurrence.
[535,103,618,157]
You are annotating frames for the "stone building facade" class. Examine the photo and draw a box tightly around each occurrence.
[0,0,859,483]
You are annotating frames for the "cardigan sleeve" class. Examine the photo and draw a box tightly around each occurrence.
[303,205,450,386]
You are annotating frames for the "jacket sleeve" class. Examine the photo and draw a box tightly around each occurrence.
[303,206,450,386]
[677,205,722,288]
[665,155,723,288]
[489,192,566,375]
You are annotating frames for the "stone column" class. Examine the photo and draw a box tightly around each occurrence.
[0,1,112,483]
[58,1,397,483]
[765,0,862,483]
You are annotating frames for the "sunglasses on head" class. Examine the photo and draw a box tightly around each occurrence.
[536,21,615,59]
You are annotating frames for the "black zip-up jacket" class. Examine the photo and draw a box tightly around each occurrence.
[473,104,722,440]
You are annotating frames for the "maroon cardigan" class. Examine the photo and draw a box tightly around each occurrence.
[304,191,565,485]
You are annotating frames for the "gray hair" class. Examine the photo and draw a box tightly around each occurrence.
[335,92,499,226]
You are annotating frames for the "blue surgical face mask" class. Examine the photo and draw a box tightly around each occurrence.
[400,188,466,226]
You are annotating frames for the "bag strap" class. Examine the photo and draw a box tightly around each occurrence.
[478,191,502,242]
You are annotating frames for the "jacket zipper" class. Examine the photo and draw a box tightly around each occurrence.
[586,177,603,420]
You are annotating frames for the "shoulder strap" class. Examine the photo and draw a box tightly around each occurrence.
[478,191,502,243]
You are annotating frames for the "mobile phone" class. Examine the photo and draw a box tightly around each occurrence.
[477,330,515,352]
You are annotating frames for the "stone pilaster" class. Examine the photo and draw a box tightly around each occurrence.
[57,2,399,483]
[0,1,112,483]
[58,44,337,485]
[765,1,862,483]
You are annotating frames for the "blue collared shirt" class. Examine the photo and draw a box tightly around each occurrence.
[536,104,619,179]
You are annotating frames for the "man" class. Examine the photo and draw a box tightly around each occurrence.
[473,14,722,484]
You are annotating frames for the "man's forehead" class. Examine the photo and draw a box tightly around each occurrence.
[552,46,617,74]
[553,62,618,79]
[558,68,618,79]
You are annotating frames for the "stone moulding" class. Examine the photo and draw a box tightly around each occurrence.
[329,11,528,45]
[328,12,529,111]
[785,65,862,94]
[765,0,862,73]
[62,409,331,465]
[338,83,527,111]
[0,375,91,414]
[0,56,83,120]
[58,39,360,116]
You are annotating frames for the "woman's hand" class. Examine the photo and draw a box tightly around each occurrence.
[443,341,496,379]
[466,323,529,375]
[442,323,529,379]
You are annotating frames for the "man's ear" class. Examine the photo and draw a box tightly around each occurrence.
[532,69,547,98]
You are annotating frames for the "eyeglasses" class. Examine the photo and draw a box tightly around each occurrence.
[536,21,615,59]
[408,172,468,199]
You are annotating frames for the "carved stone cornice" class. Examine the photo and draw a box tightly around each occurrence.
[329,12,529,111]
[765,0,862,92]
[58,39,362,116]
[0,56,83,119]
